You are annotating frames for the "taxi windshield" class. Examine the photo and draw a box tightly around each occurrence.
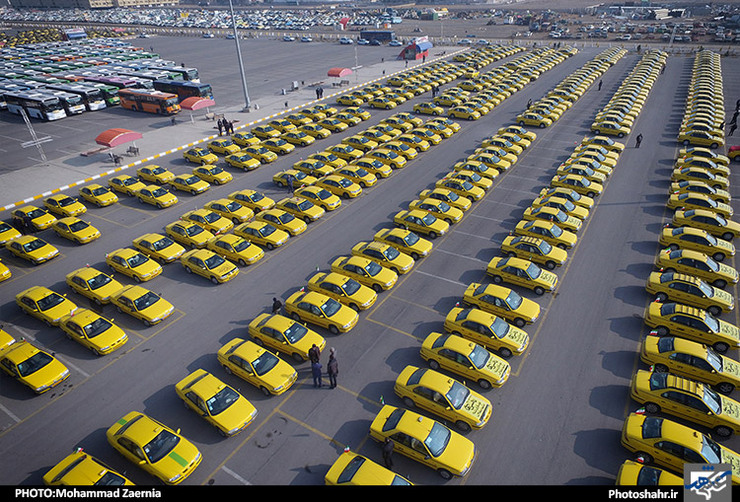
[284,322,307,343]
[143,430,180,463]
[83,317,113,338]
[88,273,112,290]
[206,386,240,416]
[424,421,451,458]
[446,380,471,410]
[252,351,280,376]
[134,292,161,310]
[205,254,225,269]
[17,351,54,377]
[321,298,342,317]
[490,317,511,338]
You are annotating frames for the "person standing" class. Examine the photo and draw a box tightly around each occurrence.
[730,122,737,137]
[271,297,282,314]
[286,174,294,193]
[598,80,602,91]
[217,118,223,136]
[382,438,394,469]
[308,343,321,364]
[311,360,323,388]
[327,348,338,388]
[635,133,643,148]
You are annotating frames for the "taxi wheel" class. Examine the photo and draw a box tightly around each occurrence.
[190,190,198,195]
[655,326,669,336]
[635,452,653,464]
[713,252,725,262]
[329,325,339,335]
[478,379,492,390]
[292,352,304,363]
[708,305,722,316]
[349,303,360,312]
[455,420,472,433]
[491,275,503,284]
[644,402,660,414]
[713,279,727,288]
[266,243,275,250]
[260,386,271,397]
[428,359,441,371]
[539,123,546,128]
[428,231,437,239]
[717,382,735,395]
[723,232,735,241]
[545,260,557,270]
[437,469,452,480]
[372,284,383,293]
[498,347,512,359]
[222,365,233,375]
[238,259,248,267]
[534,286,545,296]
[513,318,526,328]
[715,426,733,438]
[210,276,220,284]
[714,342,730,354]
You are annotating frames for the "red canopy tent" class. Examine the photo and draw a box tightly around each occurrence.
[327,67,352,78]
[95,128,142,148]
[180,96,217,122]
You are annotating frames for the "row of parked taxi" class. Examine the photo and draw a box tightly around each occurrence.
[325,43,591,484]
[2,42,549,486]
[617,50,740,485]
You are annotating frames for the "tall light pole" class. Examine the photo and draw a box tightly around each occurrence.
[229,0,251,110]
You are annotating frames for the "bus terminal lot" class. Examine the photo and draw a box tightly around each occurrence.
[0,35,739,487]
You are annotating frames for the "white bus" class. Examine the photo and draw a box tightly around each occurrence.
[45,83,107,111]
[3,90,67,121]
[42,89,86,115]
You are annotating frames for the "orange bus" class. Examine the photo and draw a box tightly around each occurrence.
[118,88,180,115]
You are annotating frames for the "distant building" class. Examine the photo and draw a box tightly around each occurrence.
[9,0,179,8]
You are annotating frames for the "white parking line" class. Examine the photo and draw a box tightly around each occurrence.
[434,248,488,264]
[414,270,466,287]
[221,466,252,485]
[0,401,21,424]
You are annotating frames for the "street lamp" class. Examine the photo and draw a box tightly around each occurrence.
[229,0,251,110]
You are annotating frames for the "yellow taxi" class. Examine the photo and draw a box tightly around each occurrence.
[444,170,493,192]
[252,124,280,139]
[444,306,530,358]
[208,234,264,266]
[175,369,257,437]
[435,177,485,201]
[181,248,239,284]
[333,165,378,188]
[285,112,312,126]
[312,103,338,117]
[351,158,393,179]
[0,339,69,394]
[6,235,59,265]
[341,134,376,153]
[668,192,733,219]
[110,285,174,327]
[396,133,430,152]
[393,209,449,239]
[659,226,734,262]
[217,338,297,396]
[581,135,625,153]
[644,300,739,353]
[641,334,740,395]
[671,167,729,190]
[242,145,279,164]
[106,411,201,485]
[499,125,537,142]
[169,174,210,196]
[462,155,506,175]
[418,188,471,212]
[273,169,317,189]
[621,412,740,483]
[282,131,316,147]
[480,136,522,156]
[180,209,234,235]
[654,248,738,289]
[408,198,463,225]
[207,138,241,155]
[366,149,407,170]
[16,285,77,327]
[204,199,254,225]
[368,97,397,110]
[234,220,289,250]
[231,131,260,147]
[373,228,433,260]
[394,111,423,127]
[448,106,481,121]
[381,117,414,133]
[134,185,178,208]
[360,128,392,144]
[307,271,377,312]
[275,196,325,224]
[51,217,101,244]
[669,180,730,205]
[522,205,582,233]
[319,117,350,132]
[591,119,631,138]
[336,94,363,106]
[368,405,476,480]
[299,123,331,139]
[630,369,740,438]
[327,144,363,162]
[394,365,492,432]
[284,290,359,334]
[105,248,163,283]
[556,162,608,184]
[462,282,541,327]
[59,308,127,356]
[165,220,214,249]
[78,184,119,207]
[672,209,740,242]
[224,152,261,171]
[299,108,326,121]
[420,331,510,389]
[678,130,724,149]
[550,174,603,199]
[380,140,418,161]
[325,451,412,486]
[413,102,445,116]
[193,165,233,185]
[43,194,87,217]
[228,189,275,213]
[65,267,123,305]
[330,255,398,293]
[615,460,682,486]
[108,175,146,197]
[645,271,734,316]
[409,127,442,145]
[294,158,335,177]
[344,106,370,121]
[183,147,218,165]
[486,255,558,295]
[248,313,326,362]
[314,175,362,200]
[678,147,729,167]
[569,150,617,170]
[268,118,297,133]
[295,185,342,211]
[43,450,134,486]
[530,195,590,220]
[256,208,307,236]
[0,259,10,282]
[539,186,594,210]
[351,240,414,275]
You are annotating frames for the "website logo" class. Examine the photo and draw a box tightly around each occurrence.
[684,464,731,502]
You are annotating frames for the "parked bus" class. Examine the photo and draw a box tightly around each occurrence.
[3,90,67,121]
[152,80,213,101]
[42,89,86,115]
[86,82,120,107]
[117,69,182,82]
[118,88,180,115]
[82,75,138,90]
[147,65,200,82]
[45,83,107,111]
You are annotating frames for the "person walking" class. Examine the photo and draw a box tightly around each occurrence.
[311,360,323,388]
[635,133,643,148]
[309,343,321,364]
[327,348,338,389]
[598,80,602,91]
[217,118,223,136]
[286,174,294,193]
[730,122,737,137]
[526,99,532,109]
[382,438,394,469]
[271,297,282,314]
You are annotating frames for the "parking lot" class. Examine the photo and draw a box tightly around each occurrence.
[0,34,739,488]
